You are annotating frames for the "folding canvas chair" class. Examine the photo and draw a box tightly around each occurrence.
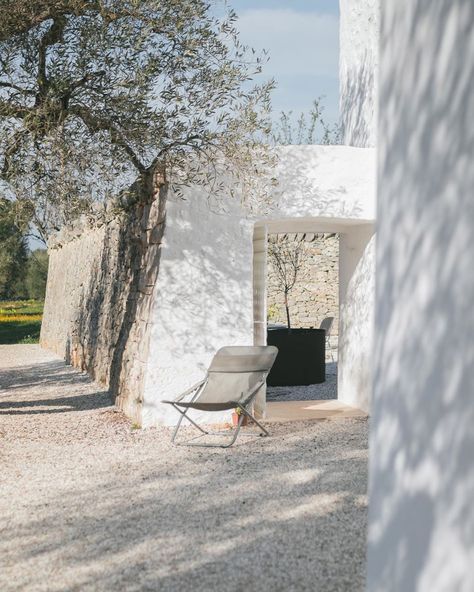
[162,345,278,448]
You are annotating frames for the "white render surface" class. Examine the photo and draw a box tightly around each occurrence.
[339,0,380,147]
[267,145,376,220]
[143,145,376,426]
[369,1,474,590]
[142,188,255,427]
[338,228,375,412]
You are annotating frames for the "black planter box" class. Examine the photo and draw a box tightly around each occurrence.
[267,328,326,386]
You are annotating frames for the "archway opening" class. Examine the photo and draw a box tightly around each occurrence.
[252,216,374,421]
[266,230,339,402]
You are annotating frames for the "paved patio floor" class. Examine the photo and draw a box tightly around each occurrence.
[0,345,368,592]
[266,400,367,423]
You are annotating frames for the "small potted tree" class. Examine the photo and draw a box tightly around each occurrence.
[266,234,326,386]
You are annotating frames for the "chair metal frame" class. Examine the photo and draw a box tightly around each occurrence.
[165,371,271,448]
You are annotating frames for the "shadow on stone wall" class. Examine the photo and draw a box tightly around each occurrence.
[62,173,167,424]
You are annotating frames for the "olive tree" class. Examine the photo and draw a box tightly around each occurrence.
[0,0,273,242]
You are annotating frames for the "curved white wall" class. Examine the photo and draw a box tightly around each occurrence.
[369,1,474,590]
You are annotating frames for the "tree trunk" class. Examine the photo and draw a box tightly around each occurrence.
[284,292,291,330]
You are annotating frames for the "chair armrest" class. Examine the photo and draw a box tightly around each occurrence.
[174,378,207,402]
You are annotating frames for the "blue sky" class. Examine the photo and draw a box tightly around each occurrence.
[230,1,340,126]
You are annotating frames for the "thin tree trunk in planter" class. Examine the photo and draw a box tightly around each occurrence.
[284,292,291,330]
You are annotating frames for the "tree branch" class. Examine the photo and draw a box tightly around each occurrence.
[156,135,202,157]
[0,99,29,118]
[61,70,106,107]
[0,81,35,95]
[150,134,203,171]
[0,0,153,41]
[37,16,67,100]
[0,1,94,41]
[69,105,147,173]
[1,129,29,179]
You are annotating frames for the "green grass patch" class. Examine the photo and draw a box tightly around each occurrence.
[0,300,44,344]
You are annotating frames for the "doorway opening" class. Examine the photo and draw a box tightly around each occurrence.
[252,216,374,421]
[266,231,339,403]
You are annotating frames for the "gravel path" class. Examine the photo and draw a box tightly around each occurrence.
[267,362,338,402]
[0,345,368,592]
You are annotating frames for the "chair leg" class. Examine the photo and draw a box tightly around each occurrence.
[171,406,266,448]
[175,412,245,448]
[170,404,208,444]
[216,413,245,448]
[167,379,270,447]
[238,404,270,437]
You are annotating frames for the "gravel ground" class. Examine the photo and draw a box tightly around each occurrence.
[267,362,338,402]
[0,345,368,592]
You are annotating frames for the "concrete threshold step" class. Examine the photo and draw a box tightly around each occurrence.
[265,399,367,423]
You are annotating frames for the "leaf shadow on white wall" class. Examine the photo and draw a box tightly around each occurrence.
[369,1,474,590]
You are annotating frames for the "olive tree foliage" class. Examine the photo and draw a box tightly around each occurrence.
[0,0,274,243]
[271,98,341,146]
[0,196,29,298]
[25,249,49,299]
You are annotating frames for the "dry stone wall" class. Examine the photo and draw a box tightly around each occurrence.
[267,233,339,337]
[41,172,167,424]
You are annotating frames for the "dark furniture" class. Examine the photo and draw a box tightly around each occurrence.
[267,328,326,386]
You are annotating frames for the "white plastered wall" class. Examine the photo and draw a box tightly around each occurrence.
[142,146,376,426]
[339,227,375,411]
[368,1,474,590]
[339,0,380,147]
[141,190,255,427]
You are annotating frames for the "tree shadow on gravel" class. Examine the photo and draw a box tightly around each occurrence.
[0,360,92,390]
[1,419,368,592]
[0,359,111,414]
[0,392,110,414]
